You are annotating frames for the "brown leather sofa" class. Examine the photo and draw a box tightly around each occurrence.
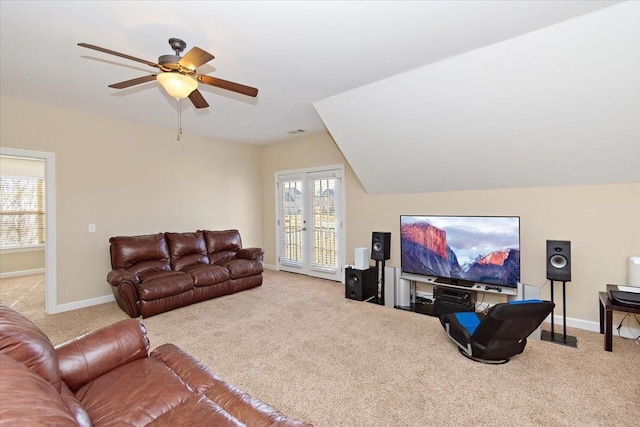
[108,229,264,318]
[0,303,312,426]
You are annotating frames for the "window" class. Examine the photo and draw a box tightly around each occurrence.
[0,175,45,248]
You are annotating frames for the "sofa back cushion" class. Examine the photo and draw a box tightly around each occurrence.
[202,230,242,265]
[0,303,62,392]
[166,231,209,271]
[0,354,79,426]
[110,233,171,275]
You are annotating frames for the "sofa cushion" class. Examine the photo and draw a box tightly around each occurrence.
[166,231,209,271]
[146,395,245,426]
[221,259,264,279]
[0,354,78,426]
[110,233,171,275]
[151,344,309,427]
[137,270,193,300]
[202,229,243,263]
[76,357,194,426]
[181,264,230,286]
[0,303,61,392]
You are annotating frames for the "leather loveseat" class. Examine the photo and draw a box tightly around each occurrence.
[0,303,312,426]
[108,229,264,318]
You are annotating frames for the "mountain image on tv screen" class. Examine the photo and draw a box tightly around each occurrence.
[400,215,520,287]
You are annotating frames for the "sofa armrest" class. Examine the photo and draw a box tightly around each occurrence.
[237,247,264,262]
[107,270,141,317]
[55,319,149,393]
[107,269,139,286]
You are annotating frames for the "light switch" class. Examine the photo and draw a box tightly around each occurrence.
[88,223,96,233]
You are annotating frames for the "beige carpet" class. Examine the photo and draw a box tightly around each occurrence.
[1,271,639,426]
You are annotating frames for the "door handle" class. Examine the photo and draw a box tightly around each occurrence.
[302,227,307,231]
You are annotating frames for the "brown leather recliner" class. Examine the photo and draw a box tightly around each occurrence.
[0,303,312,426]
[108,229,264,318]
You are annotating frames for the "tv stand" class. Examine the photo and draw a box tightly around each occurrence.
[400,273,518,297]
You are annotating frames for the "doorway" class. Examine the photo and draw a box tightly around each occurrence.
[0,147,56,314]
[276,165,344,282]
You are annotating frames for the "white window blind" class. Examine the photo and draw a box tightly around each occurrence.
[0,175,45,248]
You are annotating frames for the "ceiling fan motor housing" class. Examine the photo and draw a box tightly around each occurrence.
[160,39,192,73]
[158,54,182,71]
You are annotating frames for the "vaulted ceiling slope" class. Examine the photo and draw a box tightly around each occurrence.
[315,1,640,194]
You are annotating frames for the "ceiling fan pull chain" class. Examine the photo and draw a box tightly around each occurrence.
[176,99,183,142]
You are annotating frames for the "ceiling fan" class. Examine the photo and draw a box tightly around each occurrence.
[78,38,258,109]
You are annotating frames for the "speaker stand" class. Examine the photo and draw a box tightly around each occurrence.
[541,280,577,348]
[374,260,386,306]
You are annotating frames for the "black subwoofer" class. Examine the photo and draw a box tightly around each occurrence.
[546,240,571,282]
[345,267,377,301]
[371,232,391,261]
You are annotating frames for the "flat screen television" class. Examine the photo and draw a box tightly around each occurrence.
[400,215,520,289]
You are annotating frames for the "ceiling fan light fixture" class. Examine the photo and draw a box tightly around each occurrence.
[156,72,197,99]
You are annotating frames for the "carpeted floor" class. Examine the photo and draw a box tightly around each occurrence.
[1,271,639,426]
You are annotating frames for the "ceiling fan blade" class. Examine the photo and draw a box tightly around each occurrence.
[188,89,209,109]
[197,75,258,97]
[179,47,215,70]
[78,43,160,69]
[109,75,158,89]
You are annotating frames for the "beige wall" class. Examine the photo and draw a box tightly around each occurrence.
[3,95,638,327]
[1,250,45,274]
[1,96,263,305]
[261,132,640,325]
[0,157,46,274]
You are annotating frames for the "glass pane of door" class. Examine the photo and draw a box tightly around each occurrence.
[278,176,305,273]
[310,175,337,274]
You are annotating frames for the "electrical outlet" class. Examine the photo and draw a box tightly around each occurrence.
[88,223,96,233]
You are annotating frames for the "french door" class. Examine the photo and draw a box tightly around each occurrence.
[277,166,344,282]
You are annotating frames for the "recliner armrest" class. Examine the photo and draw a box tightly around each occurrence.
[237,247,264,261]
[107,269,139,286]
[55,319,149,392]
[107,270,141,317]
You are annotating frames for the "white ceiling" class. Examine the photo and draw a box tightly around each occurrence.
[315,1,640,193]
[1,1,638,194]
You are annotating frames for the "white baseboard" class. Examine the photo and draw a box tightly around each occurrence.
[544,314,640,340]
[56,265,276,313]
[552,314,599,333]
[48,268,626,339]
[0,268,45,279]
[412,291,640,340]
[56,294,115,314]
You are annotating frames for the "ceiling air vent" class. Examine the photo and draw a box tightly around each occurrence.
[287,129,306,135]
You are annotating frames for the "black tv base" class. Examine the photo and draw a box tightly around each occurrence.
[397,292,478,317]
[396,297,435,316]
